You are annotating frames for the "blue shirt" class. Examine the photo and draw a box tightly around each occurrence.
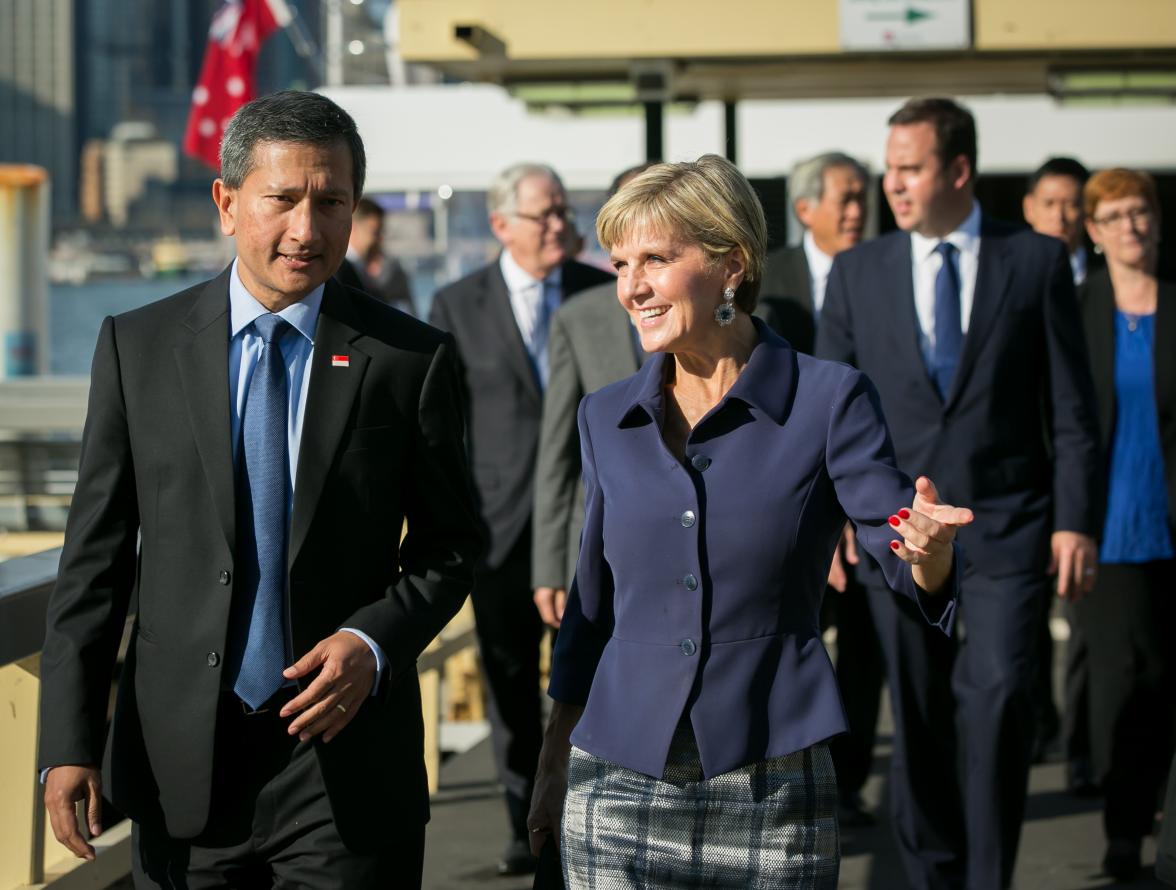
[1100,311,1175,563]
[228,261,387,688]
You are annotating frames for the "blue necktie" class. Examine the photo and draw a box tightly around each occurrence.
[932,242,963,399]
[531,282,553,390]
[227,314,291,710]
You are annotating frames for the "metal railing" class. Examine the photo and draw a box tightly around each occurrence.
[0,548,477,890]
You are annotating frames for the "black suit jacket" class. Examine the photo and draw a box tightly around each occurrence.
[1079,267,1176,526]
[759,245,817,354]
[429,257,614,569]
[38,270,482,850]
[817,218,1101,578]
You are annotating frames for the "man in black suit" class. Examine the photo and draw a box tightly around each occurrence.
[759,151,883,825]
[429,163,612,875]
[1023,156,1098,791]
[39,91,481,889]
[336,197,415,316]
[761,151,867,354]
[817,98,1101,890]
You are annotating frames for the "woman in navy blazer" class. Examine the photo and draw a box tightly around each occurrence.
[526,155,972,888]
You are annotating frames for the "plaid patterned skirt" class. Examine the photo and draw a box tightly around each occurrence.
[561,720,839,888]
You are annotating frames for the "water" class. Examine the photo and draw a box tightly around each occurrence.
[49,274,210,375]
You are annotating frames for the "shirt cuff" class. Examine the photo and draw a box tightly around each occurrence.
[339,627,387,696]
[40,767,51,784]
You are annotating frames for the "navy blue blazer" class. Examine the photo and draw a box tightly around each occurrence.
[548,320,958,780]
[817,218,1101,579]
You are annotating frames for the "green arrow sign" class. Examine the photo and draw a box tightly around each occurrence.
[866,6,932,24]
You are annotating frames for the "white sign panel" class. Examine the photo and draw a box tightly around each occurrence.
[840,0,971,51]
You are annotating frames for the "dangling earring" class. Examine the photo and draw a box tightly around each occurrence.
[714,287,737,326]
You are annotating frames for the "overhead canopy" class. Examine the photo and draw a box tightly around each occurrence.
[397,0,1176,101]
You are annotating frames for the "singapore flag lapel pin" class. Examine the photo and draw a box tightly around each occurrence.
[331,354,350,368]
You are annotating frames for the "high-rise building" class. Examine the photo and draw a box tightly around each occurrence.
[0,0,77,222]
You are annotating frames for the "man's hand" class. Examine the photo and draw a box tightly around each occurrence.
[44,765,102,860]
[826,524,860,593]
[533,586,567,629]
[1050,531,1098,601]
[281,631,377,743]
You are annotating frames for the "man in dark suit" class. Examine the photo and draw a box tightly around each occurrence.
[760,151,867,355]
[429,163,613,875]
[817,98,1101,890]
[336,197,415,316]
[1023,156,1098,790]
[39,91,481,889]
[759,151,883,826]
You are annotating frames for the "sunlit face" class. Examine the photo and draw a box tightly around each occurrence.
[1023,174,1084,252]
[213,140,355,311]
[1086,194,1159,271]
[796,165,867,256]
[883,122,969,237]
[610,227,743,356]
[350,212,383,260]
[490,173,571,279]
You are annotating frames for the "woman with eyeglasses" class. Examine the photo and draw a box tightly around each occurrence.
[1077,167,1176,882]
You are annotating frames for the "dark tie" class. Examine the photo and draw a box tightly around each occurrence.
[531,281,553,389]
[227,314,291,710]
[932,242,963,399]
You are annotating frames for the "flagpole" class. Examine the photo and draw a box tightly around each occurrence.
[324,0,345,86]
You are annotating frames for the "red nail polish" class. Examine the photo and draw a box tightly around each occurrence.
[898,509,911,520]
[888,515,900,527]
[890,540,900,550]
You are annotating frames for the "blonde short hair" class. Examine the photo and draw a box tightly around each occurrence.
[595,154,767,312]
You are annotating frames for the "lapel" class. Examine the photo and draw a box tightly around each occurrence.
[785,248,815,315]
[1081,268,1117,452]
[288,280,371,566]
[1155,280,1176,439]
[944,218,1014,410]
[883,233,940,402]
[174,270,236,552]
[484,260,543,404]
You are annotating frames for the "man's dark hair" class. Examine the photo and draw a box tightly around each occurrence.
[354,196,384,220]
[220,90,366,199]
[1026,156,1090,194]
[609,163,655,197]
[888,97,977,181]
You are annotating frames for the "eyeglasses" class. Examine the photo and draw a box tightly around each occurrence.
[513,206,576,226]
[1092,207,1151,228]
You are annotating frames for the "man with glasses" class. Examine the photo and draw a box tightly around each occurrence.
[430,163,612,876]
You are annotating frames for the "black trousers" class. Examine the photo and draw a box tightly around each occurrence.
[1061,598,1092,765]
[132,692,424,890]
[1075,559,1176,842]
[869,569,1045,890]
[470,530,545,842]
[821,572,884,799]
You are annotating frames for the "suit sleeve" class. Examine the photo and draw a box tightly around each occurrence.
[342,335,484,678]
[826,368,958,634]
[546,396,614,704]
[531,311,582,590]
[815,255,856,365]
[1040,241,1102,535]
[38,316,140,772]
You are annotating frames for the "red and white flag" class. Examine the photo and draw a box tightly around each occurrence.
[182,0,293,171]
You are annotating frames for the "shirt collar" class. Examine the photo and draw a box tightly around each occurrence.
[616,317,797,428]
[229,258,323,344]
[802,230,834,281]
[499,249,563,294]
[910,200,981,262]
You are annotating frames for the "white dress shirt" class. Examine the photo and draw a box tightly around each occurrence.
[802,230,834,316]
[909,201,981,370]
[500,249,562,385]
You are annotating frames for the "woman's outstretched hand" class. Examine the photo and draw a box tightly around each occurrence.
[888,476,974,595]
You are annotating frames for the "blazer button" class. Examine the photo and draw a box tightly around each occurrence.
[690,454,711,471]
[680,510,697,528]
[682,573,698,591]
[680,638,697,657]
[207,652,220,667]
[218,570,231,585]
